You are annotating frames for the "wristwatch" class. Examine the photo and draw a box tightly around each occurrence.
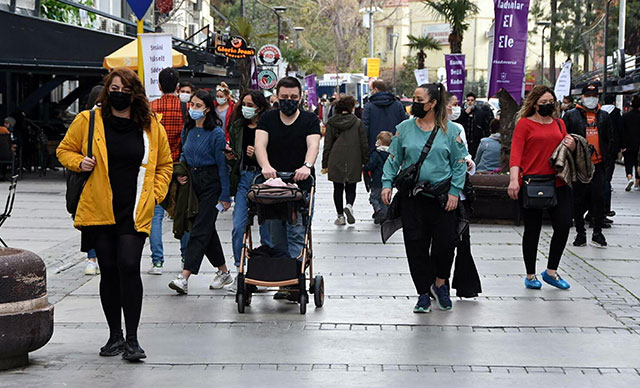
[303,162,313,169]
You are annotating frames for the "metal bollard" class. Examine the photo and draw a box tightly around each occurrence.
[0,248,54,370]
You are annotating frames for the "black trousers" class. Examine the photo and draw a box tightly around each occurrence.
[521,185,572,275]
[604,159,615,213]
[401,194,457,295]
[452,200,482,297]
[574,163,605,235]
[183,166,226,275]
[333,182,357,215]
[95,230,146,338]
[623,149,639,178]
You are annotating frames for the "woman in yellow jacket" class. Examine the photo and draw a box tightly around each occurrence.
[57,68,173,361]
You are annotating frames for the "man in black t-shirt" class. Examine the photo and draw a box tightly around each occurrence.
[255,76,321,267]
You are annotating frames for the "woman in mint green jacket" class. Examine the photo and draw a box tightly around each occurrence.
[381,83,467,314]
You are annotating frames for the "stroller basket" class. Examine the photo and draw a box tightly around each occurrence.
[247,184,304,205]
[246,255,302,282]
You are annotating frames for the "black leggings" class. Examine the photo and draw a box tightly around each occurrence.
[95,231,146,339]
[333,182,357,215]
[521,185,572,275]
[401,194,457,295]
[623,149,639,178]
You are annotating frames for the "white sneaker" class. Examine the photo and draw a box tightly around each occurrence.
[227,276,238,293]
[625,178,634,191]
[634,185,640,192]
[147,264,163,275]
[84,260,100,276]
[168,274,188,294]
[210,270,233,289]
[344,204,356,224]
[334,215,346,225]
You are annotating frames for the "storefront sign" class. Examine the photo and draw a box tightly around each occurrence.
[257,70,278,89]
[258,44,281,66]
[445,54,465,102]
[215,36,256,59]
[422,23,451,45]
[139,33,172,101]
[488,0,530,104]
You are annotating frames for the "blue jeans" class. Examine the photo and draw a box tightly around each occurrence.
[180,232,190,259]
[267,213,306,259]
[87,249,97,259]
[369,187,387,215]
[150,205,164,266]
[232,170,271,267]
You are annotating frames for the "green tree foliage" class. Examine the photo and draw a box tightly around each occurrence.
[405,34,442,69]
[396,55,418,98]
[41,0,96,27]
[422,0,479,54]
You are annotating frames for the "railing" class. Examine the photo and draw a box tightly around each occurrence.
[572,52,640,86]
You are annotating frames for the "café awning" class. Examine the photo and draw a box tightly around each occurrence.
[103,40,188,70]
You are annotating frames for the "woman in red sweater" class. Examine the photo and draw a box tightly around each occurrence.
[508,85,576,290]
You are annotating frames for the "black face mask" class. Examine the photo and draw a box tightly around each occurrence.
[108,91,133,111]
[411,102,430,119]
[537,103,555,117]
[279,99,299,116]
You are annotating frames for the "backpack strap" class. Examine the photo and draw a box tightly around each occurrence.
[87,110,95,158]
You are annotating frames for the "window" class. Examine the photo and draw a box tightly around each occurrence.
[387,27,394,51]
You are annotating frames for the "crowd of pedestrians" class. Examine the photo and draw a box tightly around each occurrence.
[56,65,640,361]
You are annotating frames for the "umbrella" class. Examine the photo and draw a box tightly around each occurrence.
[103,40,188,70]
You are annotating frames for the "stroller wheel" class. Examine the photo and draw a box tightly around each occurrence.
[299,293,307,315]
[237,292,245,313]
[313,275,324,308]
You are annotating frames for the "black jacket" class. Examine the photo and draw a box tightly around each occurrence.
[362,92,407,152]
[363,147,390,188]
[456,103,494,156]
[602,105,623,155]
[562,106,614,165]
[622,109,640,151]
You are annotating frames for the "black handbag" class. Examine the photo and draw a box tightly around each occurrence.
[392,127,439,193]
[522,174,557,209]
[65,110,95,218]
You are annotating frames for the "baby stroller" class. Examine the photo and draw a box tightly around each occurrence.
[236,172,324,314]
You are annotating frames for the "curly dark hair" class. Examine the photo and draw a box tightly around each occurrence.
[97,68,151,130]
[335,95,356,114]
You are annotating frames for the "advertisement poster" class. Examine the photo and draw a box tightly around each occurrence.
[445,54,465,102]
[305,75,318,110]
[139,33,172,101]
[488,0,530,104]
[554,61,572,101]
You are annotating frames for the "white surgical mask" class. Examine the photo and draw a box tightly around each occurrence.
[242,106,258,120]
[449,106,461,121]
[216,97,227,105]
[582,96,599,110]
[179,93,191,103]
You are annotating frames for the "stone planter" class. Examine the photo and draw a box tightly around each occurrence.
[0,248,54,370]
[469,174,520,224]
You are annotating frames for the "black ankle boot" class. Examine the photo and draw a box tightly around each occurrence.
[122,336,146,361]
[99,332,125,357]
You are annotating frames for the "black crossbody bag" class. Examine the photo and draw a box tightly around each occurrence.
[65,110,95,218]
[392,127,439,193]
[521,119,563,209]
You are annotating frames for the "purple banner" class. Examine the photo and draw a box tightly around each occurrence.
[250,57,259,90]
[305,75,318,109]
[488,0,530,104]
[445,54,465,103]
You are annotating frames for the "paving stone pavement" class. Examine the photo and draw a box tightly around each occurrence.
[1,165,640,387]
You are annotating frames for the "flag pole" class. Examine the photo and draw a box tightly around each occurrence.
[137,19,144,84]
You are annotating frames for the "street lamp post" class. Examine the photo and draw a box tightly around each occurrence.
[603,0,613,97]
[294,26,305,49]
[392,33,399,95]
[537,21,551,85]
[274,6,287,49]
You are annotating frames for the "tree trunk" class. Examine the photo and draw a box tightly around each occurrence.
[449,32,463,54]
[496,88,519,172]
[550,0,557,84]
[417,51,425,69]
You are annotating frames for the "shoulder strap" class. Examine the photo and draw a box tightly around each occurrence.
[415,126,439,169]
[87,110,95,158]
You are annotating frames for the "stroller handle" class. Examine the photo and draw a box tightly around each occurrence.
[252,171,316,186]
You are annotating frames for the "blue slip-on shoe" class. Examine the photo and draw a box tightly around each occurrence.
[413,294,432,313]
[429,283,452,311]
[541,271,570,290]
[524,275,542,289]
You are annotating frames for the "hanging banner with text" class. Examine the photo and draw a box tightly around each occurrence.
[445,54,465,102]
[554,60,572,101]
[488,0,530,104]
[140,33,172,101]
[305,74,318,110]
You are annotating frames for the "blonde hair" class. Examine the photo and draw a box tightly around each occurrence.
[377,131,393,146]
[216,82,231,97]
[516,85,558,122]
